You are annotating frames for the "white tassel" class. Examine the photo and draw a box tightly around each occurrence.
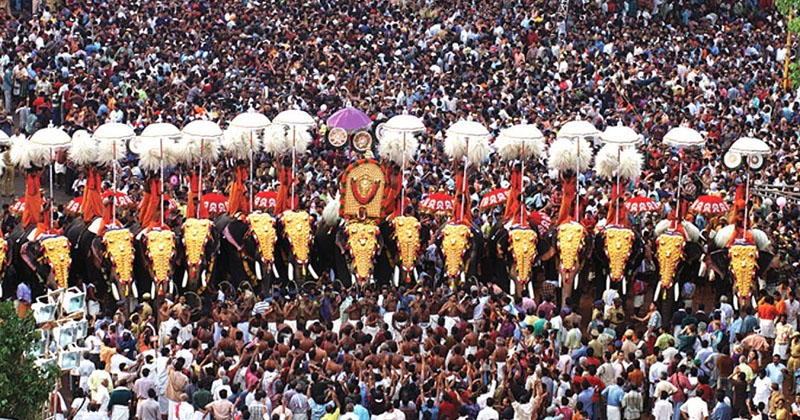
[288,263,294,282]
[131,282,138,298]
[393,266,400,287]
[111,283,120,301]
[201,270,207,289]
[654,282,661,301]
[308,264,319,280]
[713,225,736,249]
[378,131,419,165]
[547,137,575,173]
[618,147,643,180]
[594,144,621,180]
[272,264,279,279]
[67,130,97,165]
[182,270,189,288]
[466,136,491,166]
[321,194,341,227]
[97,138,127,166]
[255,261,262,281]
[527,282,534,299]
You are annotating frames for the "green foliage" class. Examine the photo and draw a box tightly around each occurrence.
[777,0,800,33]
[0,302,59,420]
[790,60,800,89]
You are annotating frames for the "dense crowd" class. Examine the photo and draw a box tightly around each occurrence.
[3,0,800,419]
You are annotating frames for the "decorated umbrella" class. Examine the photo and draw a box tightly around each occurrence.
[254,191,277,210]
[138,122,182,226]
[327,107,372,132]
[445,120,491,222]
[663,127,705,220]
[599,123,643,226]
[624,197,661,214]
[728,137,771,239]
[496,124,545,226]
[420,192,454,215]
[65,197,83,215]
[10,198,24,214]
[93,122,135,222]
[182,120,223,218]
[272,110,316,210]
[229,111,271,211]
[529,211,552,234]
[201,192,228,215]
[690,195,730,215]
[479,188,509,211]
[102,190,135,208]
[377,114,426,217]
[30,125,72,229]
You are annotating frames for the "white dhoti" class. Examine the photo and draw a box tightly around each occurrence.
[444,316,458,334]
[110,405,129,420]
[465,346,477,358]
[167,399,178,420]
[429,315,439,328]
[267,322,278,335]
[760,319,775,338]
[286,320,297,332]
[775,343,789,359]
[607,405,621,420]
[159,396,169,415]
[332,318,342,333]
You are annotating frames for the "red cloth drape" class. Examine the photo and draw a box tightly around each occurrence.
[453,167,472,225]
[22,171,42,228]
[81,166,104,223]
[729,184,753,246]
[97,199,119,236]
[556,175,577,226]
[380,164,401,219]
[275,167,290,214]
[186,173,199,219]
[140,178,161,228]
[606,182,628,228]
[226,164,249,216]
[503,166,528,227]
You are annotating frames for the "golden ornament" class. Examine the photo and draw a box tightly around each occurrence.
[393,216,420,272]
[281,210,312,264]
[145,229,175,285]
[247,213,277,264]
[41,236,71,289]
[182,218,212,268]
[604,227,634,281]
[509,228,538,285]
[441,223,471,278]
[729,243,758,299]
[102,228,134,289]
[655,233,685,291]
[346,221,380,281]
[0,237,7,270]
[557,222,585,273]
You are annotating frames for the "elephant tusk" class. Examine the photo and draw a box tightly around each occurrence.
[606,275,610,292]
[510,278,515,295]
[131,282,138,299]
[413,267,418,282]
[698,260,706,277]
[169,280,175,296]
[733,293,739,311]
[150,282,156,298]
[527,282,534,300]
[369,275,375,285]
[351,274,357,288]
[460,272,465,288]
[255,261,262,282]
[308,264,319,280]
[111,283,120,302]
[182,270,189,288]
[621,277,626,295]
[558,272,562,288]
[574,274,579,290]
[709,270,715,282]
[273,264,280,279]
[288,263,294,282]
[201,270,207,289]
[674,283,679,302]
[654,282,661,302]
[393,266,400,287]
[751,295,756,309]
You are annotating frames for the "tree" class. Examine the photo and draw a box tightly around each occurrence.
[0,302,60,419]
[776,0,800,88]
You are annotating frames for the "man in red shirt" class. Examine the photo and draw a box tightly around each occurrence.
[758,295,779,341]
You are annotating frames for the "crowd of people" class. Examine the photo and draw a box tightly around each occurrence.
[3,0,800,419]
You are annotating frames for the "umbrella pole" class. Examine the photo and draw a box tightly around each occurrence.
[249,131,254,212]
[112,141,117,223]
[676,159,683,222]
[160,138,164,227]
[460,138,469,222]
[400,132,406,217]
[49,147,54,230]
[743,168,750,240]
[575,136,580,222]
[520,143,525,226]
[198,139,204,219]
[615,146,620,226]
[291,125,296,211]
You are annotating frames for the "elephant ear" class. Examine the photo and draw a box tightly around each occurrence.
[683,241,704,262]
[757,251,774,277]
[708,249,729,277]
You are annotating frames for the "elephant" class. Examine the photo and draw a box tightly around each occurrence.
[651,220,704,304]
[551,221,594,308]
[64,218,138,304]
[133,224,179,298]
[706,224,774,309]
[174,218,220,294]
[7,224,70,298]
[486,222,556,298]
[433,221,485,289]
[593,226,645,296]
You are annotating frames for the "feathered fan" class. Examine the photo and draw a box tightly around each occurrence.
[223,128,261,160]
[547,137,592,173]
[378,131,419,165]
[97,138,127,166]
[444,133,491,165]
[263,124,312,156]
[68,130,97,166]
[594,144,643,180]
[137,141,179,172]
[10,136,47,169]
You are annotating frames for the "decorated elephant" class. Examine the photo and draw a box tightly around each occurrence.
[487,222,556,298]
[174,217,220,294]
[435,221,485,288]
[8,222,69,297]
[652,219,704,302]
[552,221,594,306]
[593,226,645,295]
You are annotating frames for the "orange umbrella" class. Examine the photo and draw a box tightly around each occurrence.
[65,197,83,215]
[479,188,509,211]
[201,192,228,215]
[690,195,730,215]
[624,196,661,214]
[102,190,135,207]
[420,192,454,215]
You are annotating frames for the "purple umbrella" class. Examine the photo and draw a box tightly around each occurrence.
[326,107,372,131]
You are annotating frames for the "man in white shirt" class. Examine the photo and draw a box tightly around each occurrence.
[752,370,772,408]
[786,291,800,329]
[476,397,499,420]
[653,392,673,420]
[680,390,709,420]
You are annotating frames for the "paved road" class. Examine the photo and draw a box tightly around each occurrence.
[0,167,75,207]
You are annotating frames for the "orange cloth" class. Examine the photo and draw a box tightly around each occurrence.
[503,166,527,227]
[453,168,472,225]
[556,175,577,226]
[226,165,249,216]
[140,178,161,228]
[186,173,199,219]
[380,164,401,219]
[22,171,42,228]
[606,182,628,227]
[81,166,104,223]
[275,167,290,214]
[729,184,753,246]
[97,199,119,236]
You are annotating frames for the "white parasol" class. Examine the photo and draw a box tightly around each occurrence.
[93,123,134,222]
[557,119,599,222]
[496,124,545,226]
[662,126,705,222]
[730,136,771,239]
[30,125,71,229]
[272,110,316,210]
[182,120,224,218]
[230,112,271,211]
[138,123,182,226]
[377,114,426,217]
[600,123,642,225]
[445,120,491,221]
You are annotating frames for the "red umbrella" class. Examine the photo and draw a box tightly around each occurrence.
[254,191,277,210]
[529,211,552,235]
[10,198,24,215]
[420,192,454,215]
[102,190,135,207]
[201,192,228,215]
[65,197,83,215]
[480,188,509,211]
[624,196,661,214]
[689,195,729,215]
